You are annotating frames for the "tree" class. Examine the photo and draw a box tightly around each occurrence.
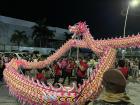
[10,30,28,50]
[32,18,55,47]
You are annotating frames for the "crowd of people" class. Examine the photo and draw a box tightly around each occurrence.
[0,52,140,105]
[115,58,140,81]
[0,52,99,87]
[24,56,98,87]
[0,52,140,86]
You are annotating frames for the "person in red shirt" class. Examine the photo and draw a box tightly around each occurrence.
[118,59,129,79]
[60,58,68,80]
[52,61,61,86]
[36,69,45,82]
[62,59,75,85]
[76,59,88,87]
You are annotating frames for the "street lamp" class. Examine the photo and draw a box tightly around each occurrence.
[123,0,139,37]
[122,0,139,59]
[130,0,139,7]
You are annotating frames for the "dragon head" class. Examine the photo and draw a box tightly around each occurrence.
[69,21,90,37]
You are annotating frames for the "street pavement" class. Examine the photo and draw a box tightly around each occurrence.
[0,78,140,105]
[126,77,140,105]
[0,83,19,105]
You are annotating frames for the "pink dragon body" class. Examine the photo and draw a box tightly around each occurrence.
[3,22,139,105]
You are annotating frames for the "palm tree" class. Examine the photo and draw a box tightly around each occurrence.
[10,30,28,50]
[32,18,55,47]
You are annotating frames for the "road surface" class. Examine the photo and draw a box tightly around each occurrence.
[0,78,140,105]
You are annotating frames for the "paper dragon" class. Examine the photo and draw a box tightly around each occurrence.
[3,21,140,105]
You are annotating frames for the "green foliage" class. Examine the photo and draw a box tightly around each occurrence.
[10,30,28,46]
[32,18,55,47]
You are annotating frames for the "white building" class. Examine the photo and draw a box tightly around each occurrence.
[0,15,70,48]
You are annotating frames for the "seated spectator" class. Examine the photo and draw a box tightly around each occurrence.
[86,69,133,105]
